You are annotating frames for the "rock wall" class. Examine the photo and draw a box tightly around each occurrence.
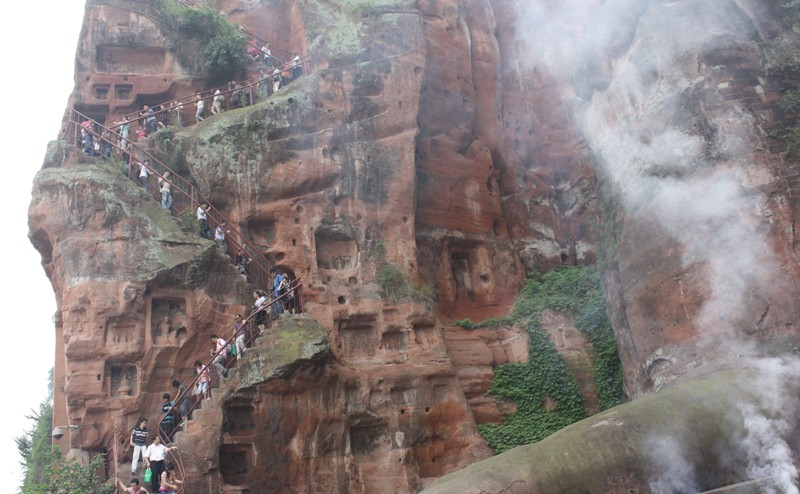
[421,0,800,491]
[41,0,800,491]
[32,0,600,491]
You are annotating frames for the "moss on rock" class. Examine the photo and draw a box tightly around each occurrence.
[236,314,330,388]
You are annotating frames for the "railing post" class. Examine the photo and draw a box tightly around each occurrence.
[298,285,304,313]
[113,431,118,494]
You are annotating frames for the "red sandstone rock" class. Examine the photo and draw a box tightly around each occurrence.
[32,0,610,491]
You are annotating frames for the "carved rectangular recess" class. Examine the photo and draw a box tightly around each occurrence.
[314,221,359,270]
[105,362,138,397]
[246,218,276,248]
[413,322,439,347]
[450,249,475,301]
[380,329,406,352]
[349,416,389,457]
[337,314,378,358]
[104,319,138,346]
[224,398,255,434]
[219,444,253,485]
[150,297,188,346]
[390,386,417,406]
[115,84,133,100]
[93,85,110,100]
[315,238,358,269]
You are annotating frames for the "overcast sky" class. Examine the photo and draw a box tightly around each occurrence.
[1,0,85,490]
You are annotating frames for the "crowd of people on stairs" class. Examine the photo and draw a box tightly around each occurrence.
[69,15,310,493]
[117,269,299,493]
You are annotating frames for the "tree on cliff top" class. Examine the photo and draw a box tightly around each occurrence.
[155,0,249,79]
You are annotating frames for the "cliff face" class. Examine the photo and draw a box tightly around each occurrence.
[32,0,595,491]
[424,0,800,491]
[31,0,800,492]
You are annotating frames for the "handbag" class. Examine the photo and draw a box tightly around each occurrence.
[144,467,152,483]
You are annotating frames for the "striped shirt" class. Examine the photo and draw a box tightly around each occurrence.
[132,426,148,446]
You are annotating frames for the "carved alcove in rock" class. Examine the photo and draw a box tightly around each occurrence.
[336,313,378,359]
[146,294,189,347]
[105,362,138,397]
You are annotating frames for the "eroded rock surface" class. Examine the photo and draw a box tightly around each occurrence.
[423,362,800,494]
[35,0,595,490]
[34,0,800,492]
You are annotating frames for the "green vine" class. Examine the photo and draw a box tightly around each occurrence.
[477,266,623,453]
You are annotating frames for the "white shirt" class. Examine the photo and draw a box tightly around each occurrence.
[216,337,227,358]
[197,206,207,221]
[144,443,168,462]
[139,163,149,178]
[215,226,225,241]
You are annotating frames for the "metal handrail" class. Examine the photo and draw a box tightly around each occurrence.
[96,60,309,137]
[172,0,290,65]
[116,417,186,493]
[64,109,279,290]
[155,281,304,445]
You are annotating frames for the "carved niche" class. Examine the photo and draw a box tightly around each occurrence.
[150,297,188,346]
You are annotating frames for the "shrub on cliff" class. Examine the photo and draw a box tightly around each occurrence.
[16,370,113,494]
[153,0,249,78]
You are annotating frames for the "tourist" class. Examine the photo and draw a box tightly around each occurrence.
[215,222,227,254]
[197,203,211,239]
[143,436,176,493]
[139,160,151,191]
[159,393,177,441]
[116,115,131,148]
[171,379,190,422]
[159,462,183,494]
[272,67,282,94]
[236,249,249,275]
[210,334,228,378]
[282,273,298,314]
[194,360,211,400]
[130,418,149,477]
[157,104,169,129]
[262,43,272,67]
[229,81,242,108]
[116,477,148,494]
[247,38,260,60]
[234,314,247,360]
[211,89,224,115]
[194,92,205,123]
[253,289,269,331]
[158,171,173,211]
[173,101,184,127]
[101,130,113,158]
[145,105,157,135]
[80,120,94,155]
[291,53,302,81]
[281,63,293,85]
[271,268,285,316]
